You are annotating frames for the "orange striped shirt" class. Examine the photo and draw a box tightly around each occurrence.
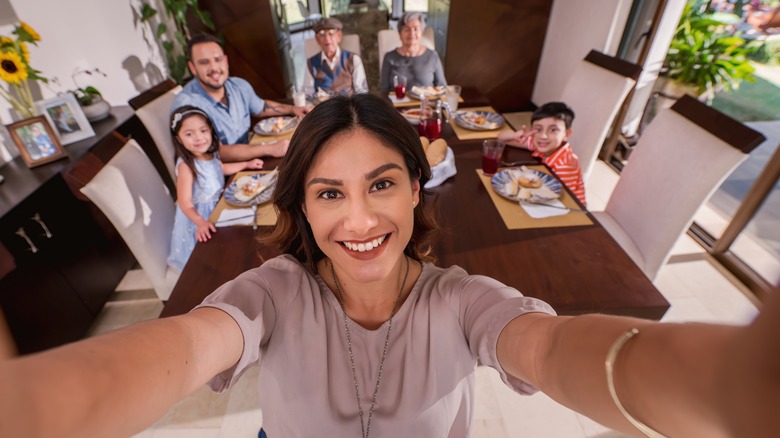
[530,142,586,206]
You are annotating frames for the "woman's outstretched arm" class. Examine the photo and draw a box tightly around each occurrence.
[497,292,779,437]
[0,307,242,438]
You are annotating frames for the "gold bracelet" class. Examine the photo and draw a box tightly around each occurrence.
[605,328,668,438]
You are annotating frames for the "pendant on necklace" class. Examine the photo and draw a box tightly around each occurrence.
[330,257,410,438]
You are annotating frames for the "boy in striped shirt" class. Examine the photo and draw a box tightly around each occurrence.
[498,102,586,205]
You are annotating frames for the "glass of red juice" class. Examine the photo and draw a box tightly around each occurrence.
[393,75,407,99]
[419,116,442,140]
[481,139,505,175]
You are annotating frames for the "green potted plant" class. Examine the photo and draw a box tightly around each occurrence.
[137,1,215,85]
[71,68,111,122]
[658,3,758,104]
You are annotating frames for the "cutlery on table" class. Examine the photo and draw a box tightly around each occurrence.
[519,199,588,213]
[501,160,536,167]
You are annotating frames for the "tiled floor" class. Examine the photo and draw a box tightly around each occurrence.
[91,161,760,438]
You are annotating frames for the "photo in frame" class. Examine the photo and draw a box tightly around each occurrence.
[6,116,68,168]
[35,93,95,145]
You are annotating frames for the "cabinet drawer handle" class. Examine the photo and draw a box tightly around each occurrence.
[31,213,53,238]
[15,227,39,253]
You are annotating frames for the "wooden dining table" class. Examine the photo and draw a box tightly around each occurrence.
[161,91,669,320]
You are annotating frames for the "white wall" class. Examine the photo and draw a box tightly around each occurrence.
[1,0,167,121]
[532,0,632,105]
[0,0,167,161]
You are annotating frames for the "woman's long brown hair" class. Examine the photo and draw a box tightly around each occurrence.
[262,94,440,273]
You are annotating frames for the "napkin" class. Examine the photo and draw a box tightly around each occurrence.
[519,199,570,219]
[425,147,457,188]
[216,207,255,227]
[388,93,411,105]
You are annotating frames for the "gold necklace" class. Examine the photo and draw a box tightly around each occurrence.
[330,256,410,438]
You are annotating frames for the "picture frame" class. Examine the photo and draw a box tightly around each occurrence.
[6,116,68,168]
[35,93,95,145]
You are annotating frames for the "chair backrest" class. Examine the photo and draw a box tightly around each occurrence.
[377,27,435,75]
[80,140,179,300]
[304,33,362,59]
[128,79,177,110]
[599,95,765,280]
[561,50,641,182]
[134,84,182,183]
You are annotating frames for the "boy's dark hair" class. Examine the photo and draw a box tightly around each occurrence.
[185,34,223,60]
[531,102,575,129]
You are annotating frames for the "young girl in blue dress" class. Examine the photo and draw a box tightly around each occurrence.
[168,105,264,271]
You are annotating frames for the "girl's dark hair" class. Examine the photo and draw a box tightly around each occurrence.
[169,105,219,181]
[263,93,439,272]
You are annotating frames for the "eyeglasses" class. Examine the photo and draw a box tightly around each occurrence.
[316,29,339,37]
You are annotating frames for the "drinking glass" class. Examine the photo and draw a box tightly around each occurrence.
[291,86,307,107]
[445,85,462,112]
[393,75,407,99]
[417,97,442,141]
[481,139,505,175]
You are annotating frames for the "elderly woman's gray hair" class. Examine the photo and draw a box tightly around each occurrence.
[398,11,426,31]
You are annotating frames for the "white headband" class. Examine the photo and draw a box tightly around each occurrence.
[171,108,209,131]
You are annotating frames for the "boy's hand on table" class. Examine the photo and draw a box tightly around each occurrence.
[498,126,533,148]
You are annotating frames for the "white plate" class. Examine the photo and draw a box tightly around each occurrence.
[224,172,278,207]
[454,111,505,131]
[408,86,446,100]
[490,168,563,203]
[400,107,433,125]
[253,116,299,136]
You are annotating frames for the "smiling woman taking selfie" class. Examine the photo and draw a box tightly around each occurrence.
[1,94,778,438]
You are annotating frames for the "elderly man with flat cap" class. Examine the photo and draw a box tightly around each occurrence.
[305,18,368,95]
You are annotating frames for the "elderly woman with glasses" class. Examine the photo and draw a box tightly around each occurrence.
[380,12,447,94]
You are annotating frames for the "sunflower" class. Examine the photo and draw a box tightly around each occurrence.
[0,51,28,84]
[19,42,29,64]
[17,22,41,42]
[0,37,13,47]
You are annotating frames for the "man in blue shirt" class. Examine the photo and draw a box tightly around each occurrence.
[172,34,309,162]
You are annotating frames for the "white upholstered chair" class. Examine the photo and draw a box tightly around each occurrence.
[592,95,765,281]
[133,83,182,183]
[506,50,641,186]
[560,51,641,182]
[81,140,180,301]
[377,26,435,76]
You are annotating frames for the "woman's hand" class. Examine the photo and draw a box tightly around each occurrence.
[195,219,216,242]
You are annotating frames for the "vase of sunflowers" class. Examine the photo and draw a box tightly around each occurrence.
[0,22,46,119]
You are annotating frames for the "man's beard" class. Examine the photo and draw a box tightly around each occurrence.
[199,70,226,91]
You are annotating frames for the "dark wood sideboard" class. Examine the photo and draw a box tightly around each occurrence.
[0,106,158,355]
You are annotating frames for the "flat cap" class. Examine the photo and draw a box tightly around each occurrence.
[313,17,343,32]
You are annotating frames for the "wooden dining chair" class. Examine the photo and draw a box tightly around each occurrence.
[130,80,182,183]
[592,95,765,281]
[80,140,180,301]
[505,50,641,187]
[377,27,435,78]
